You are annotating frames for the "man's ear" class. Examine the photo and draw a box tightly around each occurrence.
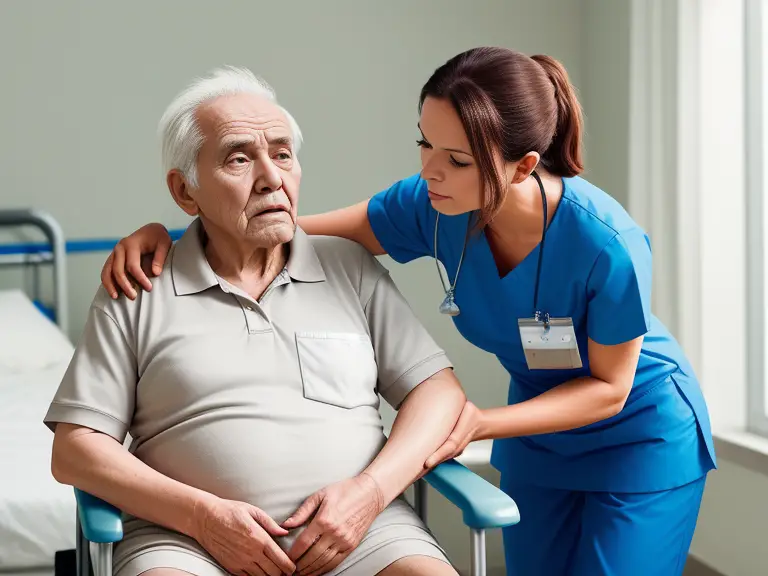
[509,152,541,184]
[167,170,199,217]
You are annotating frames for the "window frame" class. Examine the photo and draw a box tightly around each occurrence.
[746,0,768,437]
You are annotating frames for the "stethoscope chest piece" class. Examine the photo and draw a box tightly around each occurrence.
[439,290,461,316]
[434,213,472,317]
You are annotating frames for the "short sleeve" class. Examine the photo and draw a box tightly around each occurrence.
[367,174,435,264]
[43,298,137,442]
[586,231,652,346]
[361,260,453,408]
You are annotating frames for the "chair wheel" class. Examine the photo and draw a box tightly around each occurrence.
[55,549,77,576]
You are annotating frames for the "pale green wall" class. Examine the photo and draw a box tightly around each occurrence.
[0,1,618,573]
[0,0,585,412]
[580,0,632,208]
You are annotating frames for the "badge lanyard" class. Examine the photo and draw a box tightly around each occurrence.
[520,172,583,370]
[530,170,550,326]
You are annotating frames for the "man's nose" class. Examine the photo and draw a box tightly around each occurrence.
[254,157,283,193]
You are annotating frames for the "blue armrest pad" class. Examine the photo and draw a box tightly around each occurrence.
[424,460,520,529]
[74,488,124,543]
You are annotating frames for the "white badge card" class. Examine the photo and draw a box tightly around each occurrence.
[518,317,583,370]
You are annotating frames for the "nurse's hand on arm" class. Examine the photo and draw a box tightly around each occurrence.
[101,222,172,300]
[427,338,643,466]
[282,369,465,576]
[51,423,296,576]
[100,200,386,300]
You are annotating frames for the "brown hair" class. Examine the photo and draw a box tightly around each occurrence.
[419,47,584,227]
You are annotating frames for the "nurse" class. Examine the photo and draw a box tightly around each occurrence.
[99,47,716,576]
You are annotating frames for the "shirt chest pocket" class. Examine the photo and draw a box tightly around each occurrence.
[295,331,379,409]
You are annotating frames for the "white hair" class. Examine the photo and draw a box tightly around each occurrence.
[158,66,303,187]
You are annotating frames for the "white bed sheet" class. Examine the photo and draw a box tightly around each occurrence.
[0,290,76,569]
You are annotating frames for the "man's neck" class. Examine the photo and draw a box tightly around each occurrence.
[201,222,287,301]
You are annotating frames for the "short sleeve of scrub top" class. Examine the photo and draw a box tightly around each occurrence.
[367,174,434,263]
[586,230,652,345]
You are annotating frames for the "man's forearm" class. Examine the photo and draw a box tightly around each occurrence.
[51,423,214,539]
[362,369,466,507]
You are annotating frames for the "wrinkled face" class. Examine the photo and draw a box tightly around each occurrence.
[183,93,300,248]
[417,96,484,216]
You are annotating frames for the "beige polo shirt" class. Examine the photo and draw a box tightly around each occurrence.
[44,218,452,527]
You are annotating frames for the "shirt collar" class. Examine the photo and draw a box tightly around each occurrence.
[171,218,325,297]
[285,226,326,283]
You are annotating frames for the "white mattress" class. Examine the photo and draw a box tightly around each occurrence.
[0,290,76,569]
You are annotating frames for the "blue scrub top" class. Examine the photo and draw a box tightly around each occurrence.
[368,174,716,493]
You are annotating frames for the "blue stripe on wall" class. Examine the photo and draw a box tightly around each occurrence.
[0,228,187,255]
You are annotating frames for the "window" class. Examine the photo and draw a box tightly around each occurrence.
[746,0,768,436]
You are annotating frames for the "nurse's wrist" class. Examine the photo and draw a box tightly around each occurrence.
[473,408,495,442]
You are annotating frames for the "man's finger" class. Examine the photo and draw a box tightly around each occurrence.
[305,551,346,576]
[305,552,346,576]
[296,534,336,574]
[283,492,322,529]
[245,563,268,576]
[249,507,288,536]
[254,556,282,576]
[287,521,323,562]
[263,543,297,576]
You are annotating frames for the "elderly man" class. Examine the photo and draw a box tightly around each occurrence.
[45,67,466,576]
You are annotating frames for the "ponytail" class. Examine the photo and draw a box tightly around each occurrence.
[530,54,584,177]
[420,48,584,228]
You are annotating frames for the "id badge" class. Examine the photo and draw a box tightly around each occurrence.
[518,317,583,370]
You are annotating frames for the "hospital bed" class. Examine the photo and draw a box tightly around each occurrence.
[0,209,520,576]
[0,210,75,573]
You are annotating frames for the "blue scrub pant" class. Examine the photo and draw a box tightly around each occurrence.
[501,475,707,576]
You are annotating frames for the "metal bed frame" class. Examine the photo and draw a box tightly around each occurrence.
[0,209,521,576]
[0,209,69,333]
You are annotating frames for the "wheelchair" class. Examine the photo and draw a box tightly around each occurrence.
[74,459,519,576]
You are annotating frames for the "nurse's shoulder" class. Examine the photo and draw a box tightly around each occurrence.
[563,177,653,346]
[563,176,648,243]
[367,174,438,264]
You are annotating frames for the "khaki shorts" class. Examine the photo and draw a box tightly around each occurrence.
[114,498,451,576]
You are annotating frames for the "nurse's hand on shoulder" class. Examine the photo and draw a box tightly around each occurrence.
[192,495,296,576]
[101,223,172,300]
[424,400,484,468]
[282,473,384,576]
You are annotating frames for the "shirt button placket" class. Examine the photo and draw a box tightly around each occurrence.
[242,301,270,334]
[243,304,256,334]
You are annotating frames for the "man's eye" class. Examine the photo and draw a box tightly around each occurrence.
[275,151,292,161]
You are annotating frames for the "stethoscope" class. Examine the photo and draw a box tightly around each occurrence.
[435,170,550,324]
